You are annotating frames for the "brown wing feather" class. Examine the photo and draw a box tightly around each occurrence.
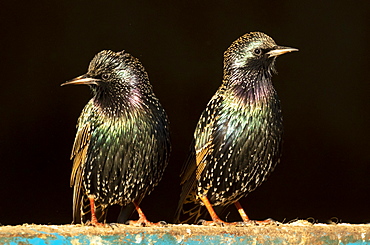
[195,141,213,181]
[175,92,224,223]
[175,132,215,223]
[174,141,213,223]
[70,123,91,223]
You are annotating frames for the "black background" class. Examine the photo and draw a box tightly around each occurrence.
[1,1,369,225]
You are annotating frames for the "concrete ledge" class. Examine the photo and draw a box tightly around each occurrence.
[0,221,369,244]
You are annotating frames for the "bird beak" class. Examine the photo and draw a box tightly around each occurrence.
[267,46,299,58]
[61,75,100,86]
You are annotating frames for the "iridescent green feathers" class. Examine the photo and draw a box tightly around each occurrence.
[175,32,297,223]
[65,50,170,223]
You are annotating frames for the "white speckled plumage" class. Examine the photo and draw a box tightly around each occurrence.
[175,32,297,224]
[64,50,171,224]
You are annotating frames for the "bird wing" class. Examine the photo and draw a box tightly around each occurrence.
[180,92,223,183]
[69,102,94,224]
[70,123,90,187]
[175,92,223,223]
[179,103,219,190]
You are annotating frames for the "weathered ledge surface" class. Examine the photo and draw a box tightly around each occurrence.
[0,221,369,244]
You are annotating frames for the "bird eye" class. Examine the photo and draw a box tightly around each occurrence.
[254,48,262,55]
[101,73,110,80]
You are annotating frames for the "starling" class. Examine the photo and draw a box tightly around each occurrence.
[174,32,297,225]
[61,50,171,226]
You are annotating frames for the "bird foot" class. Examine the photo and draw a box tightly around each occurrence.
[197,218,276,227]
[105,223,120,229]
[238,218,277,226]
[255,218,277,225]
[197,219,239,227]
[127,218,167,227]
[85,220,107,227]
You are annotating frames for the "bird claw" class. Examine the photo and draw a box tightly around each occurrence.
[126,219,146,227]
[157,220,167,226]
[85,220,107,227]
[106,223,119,229]
[234,218,277,226]
[197,218,276,227]
[197,219,233,227]
[255,218,277,225]
[265,218,276,222]
[197,219,213,226]
[126,219,167,227]
[234,221,255,226]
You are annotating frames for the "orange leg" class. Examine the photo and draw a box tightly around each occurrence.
[234,201,274,224]
[199,196,226,224]
[200,197,272,225]
[234,201,250,222]
[128,201,164,226]
[88,195,104,226]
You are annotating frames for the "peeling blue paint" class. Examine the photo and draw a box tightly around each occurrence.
[1,224,370,245]
[1,233,370,245]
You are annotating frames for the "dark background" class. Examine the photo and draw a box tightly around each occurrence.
[1,1,369,225]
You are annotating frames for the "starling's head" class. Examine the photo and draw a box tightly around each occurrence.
[224,32,298,76]
[62,50,152,109]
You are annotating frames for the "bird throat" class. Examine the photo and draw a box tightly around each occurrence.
[92,86,144,118]
[226,69,276,106]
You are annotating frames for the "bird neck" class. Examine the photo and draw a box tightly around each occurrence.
[92,85,146,117]
[224,69,276,105]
